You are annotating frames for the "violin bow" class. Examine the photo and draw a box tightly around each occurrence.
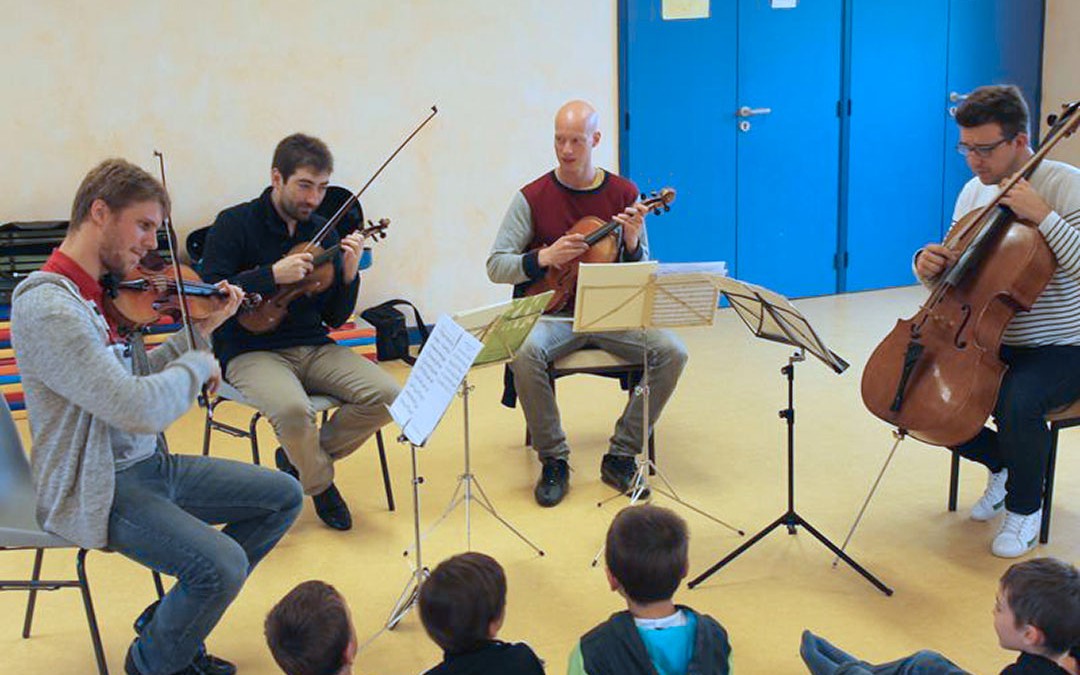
[153,150,199,353]
[304,105,439,252]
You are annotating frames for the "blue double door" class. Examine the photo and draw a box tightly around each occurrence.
[621,0,1044,297]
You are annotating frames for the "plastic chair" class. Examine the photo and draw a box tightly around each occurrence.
[202,382,395,511]
[0,397,110,674]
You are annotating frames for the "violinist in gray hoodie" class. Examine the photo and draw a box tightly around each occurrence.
[11,158,303,675]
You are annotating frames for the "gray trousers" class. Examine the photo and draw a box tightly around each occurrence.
[509,318,688,461]
[226,343,401,495]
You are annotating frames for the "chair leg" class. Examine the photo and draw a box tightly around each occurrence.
[250,412,263,465]
[376,430,395,511]
[202,399,216,457]
[76,549,109,675]
[22,548,45,638]
[648,430,656,476]
[1041,427,1059,544]
[948,450,960,512]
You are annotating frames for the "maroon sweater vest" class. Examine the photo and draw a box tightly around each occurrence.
[521,170,639,249]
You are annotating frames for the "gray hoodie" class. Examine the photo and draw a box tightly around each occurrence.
[10,272,214,548]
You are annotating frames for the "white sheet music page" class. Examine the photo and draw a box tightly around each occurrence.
[651,261,727,327]
[389,314,483,446]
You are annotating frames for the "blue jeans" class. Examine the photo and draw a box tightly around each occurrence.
[109,451,303,675]
[953,345,1080,514]
[508,318,689,460]
[800,631,969,675]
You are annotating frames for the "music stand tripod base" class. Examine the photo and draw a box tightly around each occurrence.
[407,377,545,556]
[361,437,430,652]
[687,352,893,596]
[590,329,744,568]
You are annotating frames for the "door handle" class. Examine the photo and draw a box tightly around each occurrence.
[737,106,772,118]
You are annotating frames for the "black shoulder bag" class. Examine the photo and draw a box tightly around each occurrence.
[360,299,430,365]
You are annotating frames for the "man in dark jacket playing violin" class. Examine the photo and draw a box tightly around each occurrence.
[914,85,1080,558]
[487,100,689,507]
[201,134,401,531]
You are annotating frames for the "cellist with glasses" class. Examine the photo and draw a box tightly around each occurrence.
[913,85,1080,558]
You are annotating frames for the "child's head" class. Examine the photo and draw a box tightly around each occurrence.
[419,552,507,655]
[265,580,357,675]
[604,504,689,605]
[995,557,1080,657]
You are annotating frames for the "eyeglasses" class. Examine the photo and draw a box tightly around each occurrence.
[956,137,1013,158]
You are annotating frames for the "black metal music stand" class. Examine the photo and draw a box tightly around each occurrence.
[686,278,893,596]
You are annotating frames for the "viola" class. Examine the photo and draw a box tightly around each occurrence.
[102,251,260,334]
[861,100,1080,446]
[524,187,676,313]
[237,218,389,334]
[236,105,438,335]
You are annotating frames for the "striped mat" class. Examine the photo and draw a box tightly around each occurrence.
[1,311,381,416]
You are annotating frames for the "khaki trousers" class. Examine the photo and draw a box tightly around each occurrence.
[226,344,401,495]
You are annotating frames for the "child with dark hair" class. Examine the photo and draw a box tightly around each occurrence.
[419,551,545,674]
[265,580,357,675]
[568,504,733,675]
[801,557,1080,675]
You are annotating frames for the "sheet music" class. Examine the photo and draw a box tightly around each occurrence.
[655,261,728,277]
[650,276,721,327]
[453,292,551,367]
[390,314,483,446]
[573,261,657,332]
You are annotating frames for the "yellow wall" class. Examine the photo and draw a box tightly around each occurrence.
[1042,0,1080,165]
[0,0,619,315]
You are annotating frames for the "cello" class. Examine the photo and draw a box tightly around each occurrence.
[861,100,1080,447]
[524,187,675,313]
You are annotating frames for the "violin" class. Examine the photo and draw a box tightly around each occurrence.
[236,105,438,334]
[861,100,1080,446]
[524,187,676,313]
[102,251,260,334]
[237,219,389,334]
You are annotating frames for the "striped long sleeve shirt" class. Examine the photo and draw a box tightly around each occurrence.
[929,159,1080,347]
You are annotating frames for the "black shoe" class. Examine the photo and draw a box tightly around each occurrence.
[534,458,570,507]
[125,644,236,675]
[313,483,352,530]
[125,649,143,675]
[132,601,237,675]
[133,599,160,635]
[601,453,650,499]
[190,648,237,675]
[274,447,300,481]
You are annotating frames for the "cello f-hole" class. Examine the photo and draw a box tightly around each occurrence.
[953,304,971,349]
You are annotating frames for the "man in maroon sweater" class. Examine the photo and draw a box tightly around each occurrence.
[486,100,689,507]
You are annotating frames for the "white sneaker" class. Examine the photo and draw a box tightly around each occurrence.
[991,509,1041,558]
[970,469,1008,521]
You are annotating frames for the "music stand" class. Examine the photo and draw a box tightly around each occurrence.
[363,316,483,644]
[415,292,554,555]
[685,277,893,596]
[573,262,744,566]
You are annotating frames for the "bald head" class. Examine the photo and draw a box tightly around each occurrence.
[554,100,601,186]
[555,100,600,135]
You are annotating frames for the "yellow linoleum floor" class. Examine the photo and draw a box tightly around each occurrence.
[3,285,1078,674]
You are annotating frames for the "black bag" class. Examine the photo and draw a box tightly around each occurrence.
[360,299,430,365]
